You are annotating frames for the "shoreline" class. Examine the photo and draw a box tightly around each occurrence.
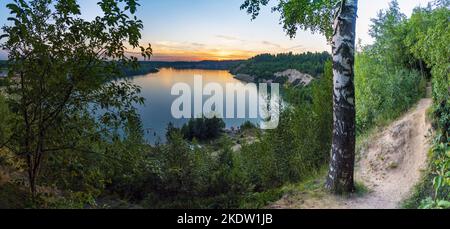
[233,73,256,83]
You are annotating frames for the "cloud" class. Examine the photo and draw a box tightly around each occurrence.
[144,40,260,61]
[215,35,247,43]
[190,42,206,47]
[134,37,313,62]
[215,35,308,54]
[152,41,208,52]
[150,48,258,62]
[261,41,282,49]
[286,45,304,50]
[284,45,305,52]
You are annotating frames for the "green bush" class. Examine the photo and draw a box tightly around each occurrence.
[140,133,250,208]
[0,95,12,146]
[419,139,450,209]
[404,4,450,207]
[134,62,334,208]
[181,117,225,141]
[355,52,425,132]
[354,1,428,133]
[235,61,333,191]
[240,121,257,131]
[230,52,331,81]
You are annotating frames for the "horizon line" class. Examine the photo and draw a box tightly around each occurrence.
[0,50,330,62]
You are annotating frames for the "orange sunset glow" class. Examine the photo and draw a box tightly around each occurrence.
[151,48,259,61]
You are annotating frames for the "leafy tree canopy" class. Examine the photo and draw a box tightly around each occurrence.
[0,0,151,196]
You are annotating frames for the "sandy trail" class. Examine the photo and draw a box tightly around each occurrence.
[271,99,432,209]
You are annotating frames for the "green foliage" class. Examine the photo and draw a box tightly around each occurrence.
[40,117,149,198]
[0,95,13,146]
[120,60,244,77]
[403,2,449,208]
[368,0,415,70]
[404,5,449,140]
[355,52,425,132]
[312,61,333,154]
[230,52,331,81]
[355,1,426,133]
[139,133,249,209]
[236,61,333,190]
[133,62,333,209]
[240,121,257,131]
[419,140,450,209]
[0,183,28,209]
[0,0,151,198]
[0,0,446,209]
[167,117,226,142]
[355,1,449,209]
[32,191,97,209]
[385,1,450,208]
[155,131,201,197]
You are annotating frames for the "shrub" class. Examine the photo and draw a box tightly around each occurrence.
[181,117,225,141]
[355,52,425,132]
[240,121,257,131]
[236,61,333,191]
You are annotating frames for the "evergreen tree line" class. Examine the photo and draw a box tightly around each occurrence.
[229,52,331,80]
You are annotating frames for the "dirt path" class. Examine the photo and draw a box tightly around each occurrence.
[271,99,433,209]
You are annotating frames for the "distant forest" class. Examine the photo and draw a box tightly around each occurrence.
[0,59,243,77]
[124,52,332,78]
[121,60,244,76]
[230,52,331,80]
[2,53,332,79]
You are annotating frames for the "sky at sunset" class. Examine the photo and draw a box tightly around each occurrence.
[0,0,434,61]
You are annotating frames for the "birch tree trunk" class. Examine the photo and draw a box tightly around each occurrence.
[326,0,358,194]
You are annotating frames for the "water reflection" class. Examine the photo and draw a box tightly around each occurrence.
[127,68,280,144]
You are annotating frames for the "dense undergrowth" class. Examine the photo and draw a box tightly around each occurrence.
[0,1,448,209]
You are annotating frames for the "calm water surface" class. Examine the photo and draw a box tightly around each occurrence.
[127,68,262,143]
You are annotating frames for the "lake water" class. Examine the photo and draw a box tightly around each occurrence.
[127,68,264,144]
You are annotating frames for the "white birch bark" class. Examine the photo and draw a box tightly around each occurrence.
[325,0,358,194]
